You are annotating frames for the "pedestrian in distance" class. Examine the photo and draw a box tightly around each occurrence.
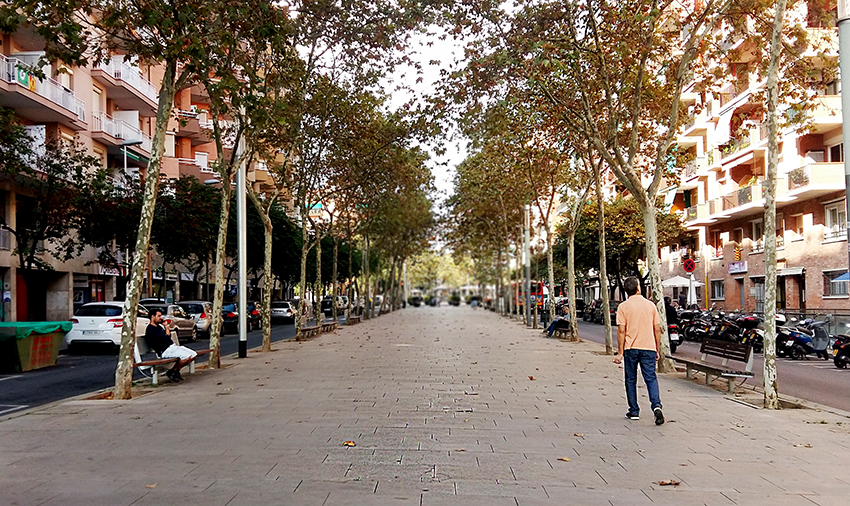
[612,277,664,425]
[678,291,687,308]
[144,308,197,383]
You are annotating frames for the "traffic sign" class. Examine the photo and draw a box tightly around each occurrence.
[683,258,696,273]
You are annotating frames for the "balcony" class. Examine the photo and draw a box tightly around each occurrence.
[824,228,848,241]
[91,111,152,155]
[719,81,750,109]
[0,53,86,129]
[175,109,211,145]
[91,57,158,115]
[807,95,842,134]
[685,178,787,226]
[784,162,844,201]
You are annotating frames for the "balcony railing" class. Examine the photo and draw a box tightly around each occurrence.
[0,53,86,122]
[825,228,848,241]
[97,57,158,104]
[719,81,750,108]
[719,136,751,158]
[752,239,765,254]
[91,111,152,152]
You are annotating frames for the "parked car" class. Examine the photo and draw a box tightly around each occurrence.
[139,297,167,306]
[592,300,621,325]
[144,303,198,342]
[221,302,262,333]
[270,301,295,324]
[65,302,149,350]
[321,296,346,316]
[178,301,213,339]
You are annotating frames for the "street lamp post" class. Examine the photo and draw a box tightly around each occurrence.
[524,204,531,327]
[839,2,850,276]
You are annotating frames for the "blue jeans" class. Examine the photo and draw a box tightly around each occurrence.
[623,349,662,416]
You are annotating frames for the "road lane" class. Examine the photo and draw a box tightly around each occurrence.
[573,320,850,412]
[0,318,346,414]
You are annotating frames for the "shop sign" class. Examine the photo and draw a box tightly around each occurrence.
[180,272,194,281]
[728,261,748,274]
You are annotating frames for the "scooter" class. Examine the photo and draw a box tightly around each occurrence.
[668,324,680,354]
[779,317,830,360]
[834,338,850,368]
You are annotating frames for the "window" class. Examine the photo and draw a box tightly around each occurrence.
[793,214,804,239]
[830,143,844,163]
[711,280,725,300]
[824,202,847,240]
[751,220,764,253]
[777,214,785,249]
[753,278,765,312]
[710,230,723,258]
[824,270,849,297]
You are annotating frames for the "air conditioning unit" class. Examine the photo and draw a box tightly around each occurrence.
[0,228,11,251]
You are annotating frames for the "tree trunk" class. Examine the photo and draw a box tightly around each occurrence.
[347,235,353,320]
[641,204,674,373]
[296,218,310,340]
[595,162,614,355]
[114,61,178,399]
[384,258,395,314]
[208,173,234,368]
[315,235,322,322]
[546,227,557,331]
[363,235,370,320]
[256,200,273,352]
[332,236,338,322]
[762,0,787,410]
[566,230,579,341]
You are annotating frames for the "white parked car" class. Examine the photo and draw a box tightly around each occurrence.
[270,301,294,324]
[65,302,150,350]
[178,301,213,339]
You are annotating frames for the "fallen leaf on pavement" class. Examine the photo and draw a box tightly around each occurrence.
[343,441,356,447]
[546,399,554,403]
[793,443,813,448]
[574,433,583,437]
[455,449,466,452]
[655,480,680,486]
[557,457,571,462]
[145,483,157,489]
[528,376,536,380]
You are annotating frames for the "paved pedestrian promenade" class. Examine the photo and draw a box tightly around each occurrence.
[2,307,850,506]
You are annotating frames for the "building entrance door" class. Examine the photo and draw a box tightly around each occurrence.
[777,277,786,309]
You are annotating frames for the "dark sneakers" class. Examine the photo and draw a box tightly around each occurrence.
[165,369,183,382]
[626,413,639,420]
[654,407,665,426]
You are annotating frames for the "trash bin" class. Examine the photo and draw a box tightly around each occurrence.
[0,322,72,373]
[541,309,551,328]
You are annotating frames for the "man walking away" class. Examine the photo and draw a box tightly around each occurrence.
[613,277,664,425]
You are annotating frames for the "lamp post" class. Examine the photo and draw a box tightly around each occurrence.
[839,1,850,275]
[524,204,531,327]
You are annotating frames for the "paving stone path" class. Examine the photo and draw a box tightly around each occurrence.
[2,306,850,505]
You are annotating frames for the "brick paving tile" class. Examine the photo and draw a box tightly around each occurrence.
[2,306,850,505]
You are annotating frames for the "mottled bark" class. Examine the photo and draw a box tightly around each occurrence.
[248,191,274,353]
[315,236,322,322]
[332,237,338,322]
[363,236,371,320]
[208,171,233,368]
[763,0,787,410]
[296,218,309,340]
[546,228,556,329]
[642,205,674,373]
[114,62,178,399]
[566,230,578,341]
[595,161,614,355]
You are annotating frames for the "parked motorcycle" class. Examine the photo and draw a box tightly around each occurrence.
[777,317,830,360]
[834,337,850,368]
[668,324,681,354]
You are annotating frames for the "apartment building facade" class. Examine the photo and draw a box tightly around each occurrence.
[0,29,279,322]
[659,6,847,313]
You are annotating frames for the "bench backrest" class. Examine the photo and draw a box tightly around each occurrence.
[699,339,753,372]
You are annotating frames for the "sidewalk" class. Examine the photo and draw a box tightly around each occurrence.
[2,307,849,505]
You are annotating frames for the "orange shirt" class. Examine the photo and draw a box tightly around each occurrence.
[616,294,660,351]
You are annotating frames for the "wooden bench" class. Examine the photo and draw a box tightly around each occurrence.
[133,339,212,385]
[300,325,321,338]
[321,321,338,333]
[347,315,361,325]
[551,327,570,339]
[668,339,754,393]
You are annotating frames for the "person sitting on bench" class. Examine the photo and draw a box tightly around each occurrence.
[545,315,571,337]
[144,308,197,383]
